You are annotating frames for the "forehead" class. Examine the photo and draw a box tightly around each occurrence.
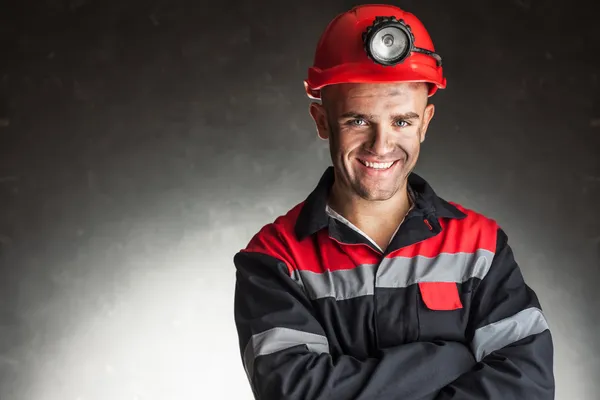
[324,82,427,111]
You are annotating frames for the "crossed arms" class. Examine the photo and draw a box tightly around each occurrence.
[233,229,555,399]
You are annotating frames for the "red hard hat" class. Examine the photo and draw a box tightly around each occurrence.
[304,4,446,100]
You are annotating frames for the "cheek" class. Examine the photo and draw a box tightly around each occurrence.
[335,131,362,156]
[407,140,421,160]
[329,136,352,164]
[397,131,421,153]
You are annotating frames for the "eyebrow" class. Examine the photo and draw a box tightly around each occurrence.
[339,111,420,120]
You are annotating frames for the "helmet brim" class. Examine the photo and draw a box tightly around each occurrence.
[304,60,446,100]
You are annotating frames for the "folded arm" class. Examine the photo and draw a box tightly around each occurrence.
[234,248,476,400]
[435,228,555,399]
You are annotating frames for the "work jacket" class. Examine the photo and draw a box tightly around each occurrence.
[233,166,555,399]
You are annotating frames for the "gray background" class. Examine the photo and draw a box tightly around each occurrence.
[1,0,598,399]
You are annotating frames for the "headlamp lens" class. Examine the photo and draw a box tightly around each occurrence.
[369,25,409,63]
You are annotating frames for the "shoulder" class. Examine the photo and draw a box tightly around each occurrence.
[442,201,502,252]
[447,201,499,230]
[238,201,305,271]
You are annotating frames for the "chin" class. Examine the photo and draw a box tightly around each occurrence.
[354,181,401,201]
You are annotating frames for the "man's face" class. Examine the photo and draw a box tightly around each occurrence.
[310,82,435,202]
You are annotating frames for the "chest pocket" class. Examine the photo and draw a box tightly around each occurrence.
[416,281,471,342]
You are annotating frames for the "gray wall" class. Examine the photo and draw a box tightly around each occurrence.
[0,0,598,399]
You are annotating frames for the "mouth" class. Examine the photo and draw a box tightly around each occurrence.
[357,159,398,171]
[356,158,401,178]
[359,160,395,169]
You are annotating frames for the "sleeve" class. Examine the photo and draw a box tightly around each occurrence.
[234,248,478,400]
[434,228,555,400]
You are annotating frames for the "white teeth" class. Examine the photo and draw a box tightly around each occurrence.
[362,160,394,169]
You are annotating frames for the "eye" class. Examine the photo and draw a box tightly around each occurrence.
[394,120,410,127]
[348,118,368,127]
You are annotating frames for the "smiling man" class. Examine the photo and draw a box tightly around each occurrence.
[313,82,433,251]
[233,4,555,400]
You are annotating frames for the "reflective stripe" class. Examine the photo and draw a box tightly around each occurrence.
[297,250,494,300]
[298,264,375,300]
[243,327,329,379]
[472,307,549,362]
[376,250,494,288]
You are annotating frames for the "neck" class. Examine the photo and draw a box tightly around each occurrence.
[328,180,412,232]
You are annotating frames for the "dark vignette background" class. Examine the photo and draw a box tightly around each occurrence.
[0,0,598,399]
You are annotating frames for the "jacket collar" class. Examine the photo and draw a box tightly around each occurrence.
[295,166,466,241]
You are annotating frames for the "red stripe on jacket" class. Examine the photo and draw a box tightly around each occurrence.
[242,201,498,274]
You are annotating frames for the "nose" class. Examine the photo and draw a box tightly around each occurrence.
[366,125,395,155]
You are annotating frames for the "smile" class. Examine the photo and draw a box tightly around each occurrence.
[358,159,396,170]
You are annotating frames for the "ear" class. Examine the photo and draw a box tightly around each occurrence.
[419,103,435,143]
[309,102,330,140]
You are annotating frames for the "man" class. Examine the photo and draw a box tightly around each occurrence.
[233,4,554,399]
